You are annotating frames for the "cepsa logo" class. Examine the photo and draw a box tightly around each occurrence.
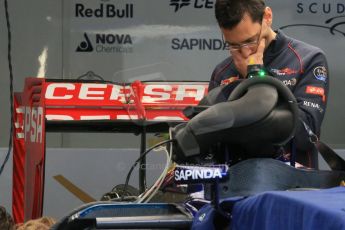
[24,107,43,143]
[44,83,208,121]
[171,38,229,50]
[170,0,214,12]
[75,2,133,18]
[306,86,326,102]
[76,33,133,53]
[45,83,206,103]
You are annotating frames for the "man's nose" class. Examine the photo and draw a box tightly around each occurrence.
[239,46,252,58]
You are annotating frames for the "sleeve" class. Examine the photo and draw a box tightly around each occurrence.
[208,58,234,91]
[209,67,221,91]
[293,51,329,151]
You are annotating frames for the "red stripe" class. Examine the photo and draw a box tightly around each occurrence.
[288,42,304,74]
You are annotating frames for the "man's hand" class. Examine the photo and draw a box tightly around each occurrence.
[231,38,266,77]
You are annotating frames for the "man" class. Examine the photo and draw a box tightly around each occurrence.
[210,0,329,167]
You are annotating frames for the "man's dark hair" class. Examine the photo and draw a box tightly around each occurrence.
[215,0,265,29]
[0,206,15,230]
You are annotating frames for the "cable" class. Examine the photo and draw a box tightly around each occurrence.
[0,0,14,176]
[121,139,174,201]
[136,127,174,203]
[136,147,171,203]
[122,139,173,201]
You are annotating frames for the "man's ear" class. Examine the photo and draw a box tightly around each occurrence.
[263,7,273,26]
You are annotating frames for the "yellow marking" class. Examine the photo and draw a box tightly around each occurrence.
[53,175,96,203]
[249,57,255,65]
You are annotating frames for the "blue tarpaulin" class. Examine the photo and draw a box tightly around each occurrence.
[192,187,345,230]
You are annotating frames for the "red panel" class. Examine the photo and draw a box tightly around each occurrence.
[12,93,25,223]
[21,78,46,221]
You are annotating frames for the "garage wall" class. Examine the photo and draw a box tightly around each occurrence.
[1,0,344,149]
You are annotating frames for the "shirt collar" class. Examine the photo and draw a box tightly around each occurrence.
[264,29,290,59]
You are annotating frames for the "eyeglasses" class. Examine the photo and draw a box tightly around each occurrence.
[227,40,260,51]
[223,20,263,52]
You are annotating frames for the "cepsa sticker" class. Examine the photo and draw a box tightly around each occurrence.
[306,86,326,102]
[313,66,327,82]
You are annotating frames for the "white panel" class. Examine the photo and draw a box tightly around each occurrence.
[62,0,227,83]
[0,0,63,147]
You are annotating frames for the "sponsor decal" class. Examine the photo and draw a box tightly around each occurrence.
[170,0,190,12]
[24,106,44,143]
[170,0,214,12]
[303,100,324,113]
[15,107,25,139]
[220,76,239,86]
[270,68,298,76]
[313,66,327,82]
[282,78,297,86]
[306,86,326,102]
[296,2,345,15]
[280,16,345,37]
[76,33,133,53]
[174,165,228,183]
[76,33,94,52]
[43,82,208,121]
[45,83,206,103]
[171,38,228,50]
[198,213,206,222]
[75,3,133,18]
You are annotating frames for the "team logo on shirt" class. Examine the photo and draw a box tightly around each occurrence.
[282,78,297,86]
[313,66,327,82]
[306,86,326,102]
[303,100,324,113]
[270,68,298,76]
[220,76,239,86]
